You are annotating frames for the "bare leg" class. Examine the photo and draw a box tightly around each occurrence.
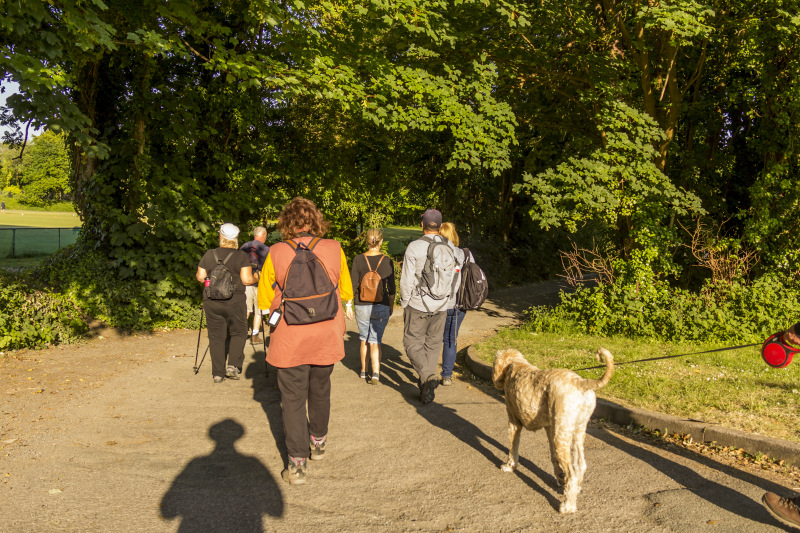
[360,340,368,374]
[252,310,262,333]
[369,343,381,376]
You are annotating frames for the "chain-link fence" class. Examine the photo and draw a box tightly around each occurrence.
[0,227,81,258]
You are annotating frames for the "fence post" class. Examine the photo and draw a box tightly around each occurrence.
[58,229,61,250]
[11,228,14,258]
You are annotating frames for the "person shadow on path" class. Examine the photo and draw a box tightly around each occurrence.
[245,338,290,466]
[160,419,284,532]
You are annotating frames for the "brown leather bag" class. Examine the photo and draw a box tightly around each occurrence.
[358,254,385,303]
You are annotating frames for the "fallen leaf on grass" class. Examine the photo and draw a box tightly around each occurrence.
[3,439,17,444]
[48,489,62,494]
[106,441,117,446]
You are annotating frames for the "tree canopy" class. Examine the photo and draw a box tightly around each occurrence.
[2,0,799,299]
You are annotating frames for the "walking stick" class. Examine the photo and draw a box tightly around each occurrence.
[194,307,207,374]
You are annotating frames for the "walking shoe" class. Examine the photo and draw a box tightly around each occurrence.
[370,373,380,384]
[420,375,439,405]
[360,371,366,379]
[763,492,800,528]
[281,457,307,485]
[310,436,326,461]
[251,334,263,344]
[441,377,453,386]
[225,365,240,380]
[213,375,224,384]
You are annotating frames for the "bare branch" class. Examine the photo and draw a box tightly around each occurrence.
[559,241,616,286]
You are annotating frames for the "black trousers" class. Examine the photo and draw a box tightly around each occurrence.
[276,364,334,459]
[203,294,247,378]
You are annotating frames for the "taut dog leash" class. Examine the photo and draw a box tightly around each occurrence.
[575,343,761,372]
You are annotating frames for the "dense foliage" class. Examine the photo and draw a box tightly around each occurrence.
[1,0,799,346]
[1,131,71,206]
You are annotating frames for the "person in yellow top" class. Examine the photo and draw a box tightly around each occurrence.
[257,197,353,486]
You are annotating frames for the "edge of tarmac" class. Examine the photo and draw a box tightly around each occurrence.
[465,345,800,467]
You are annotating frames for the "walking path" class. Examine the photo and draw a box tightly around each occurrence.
[0,282,795,531]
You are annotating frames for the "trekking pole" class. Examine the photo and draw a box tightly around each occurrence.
[194,307,205,374]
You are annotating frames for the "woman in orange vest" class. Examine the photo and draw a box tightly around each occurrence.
[257,197,354,485]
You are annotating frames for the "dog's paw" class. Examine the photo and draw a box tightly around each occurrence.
[559,501,577,514]
[501,463,515,473]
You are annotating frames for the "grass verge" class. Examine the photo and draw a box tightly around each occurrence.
[0,256,45,269]
[470,328,800,444]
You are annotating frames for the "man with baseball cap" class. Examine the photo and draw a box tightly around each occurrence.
[399,208,457,404]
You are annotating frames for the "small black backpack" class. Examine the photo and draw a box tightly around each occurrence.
[457,248,488,310]
[277,237,339,325]
[204,250,237,300]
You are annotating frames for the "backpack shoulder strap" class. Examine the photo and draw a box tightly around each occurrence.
[361,253,372,271]
[307,236,322,250]
[363,253,384,273]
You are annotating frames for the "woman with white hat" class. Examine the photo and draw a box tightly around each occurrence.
[195,223,259,383]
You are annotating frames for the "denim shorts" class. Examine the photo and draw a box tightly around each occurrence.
[355,304,391,344]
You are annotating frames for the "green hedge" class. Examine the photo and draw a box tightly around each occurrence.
[0,277,87,350]
[526,273,800,344]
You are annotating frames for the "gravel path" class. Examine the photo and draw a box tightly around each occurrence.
[0,282,794,532]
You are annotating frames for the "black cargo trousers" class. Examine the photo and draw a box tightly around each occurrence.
[203,293,248,378]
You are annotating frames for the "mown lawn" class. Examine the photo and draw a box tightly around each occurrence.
[0,210,80,228]
[382,225,421,256]
[471,328,800,444]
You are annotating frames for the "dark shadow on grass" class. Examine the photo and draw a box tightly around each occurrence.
[160,419,283,532]
[593,426,792,529]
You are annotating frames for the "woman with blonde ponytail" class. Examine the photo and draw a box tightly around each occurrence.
[350,228,396,384]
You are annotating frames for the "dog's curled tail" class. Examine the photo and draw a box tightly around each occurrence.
[580,348,614,391]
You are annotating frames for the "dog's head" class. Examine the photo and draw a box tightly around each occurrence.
[492,349,530,390]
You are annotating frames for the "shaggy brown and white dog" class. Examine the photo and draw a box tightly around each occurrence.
[492,348,614,514]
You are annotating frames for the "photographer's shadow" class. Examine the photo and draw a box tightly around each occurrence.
[160,419,283,532]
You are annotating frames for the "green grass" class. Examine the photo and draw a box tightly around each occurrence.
[0,210,80,228]
[0,256,45,270]
[382,225,421,256]
[472,328,800,443]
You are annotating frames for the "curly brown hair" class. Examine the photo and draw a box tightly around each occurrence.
[277,197,331,239]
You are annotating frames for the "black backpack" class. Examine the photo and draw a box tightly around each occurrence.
[457,248,488,310]
[204,250,237,300]
[277,237,339,325]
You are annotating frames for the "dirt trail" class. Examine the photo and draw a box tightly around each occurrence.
[0,283,795,532]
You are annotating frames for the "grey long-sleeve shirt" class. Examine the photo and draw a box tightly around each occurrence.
[400,234,463,313]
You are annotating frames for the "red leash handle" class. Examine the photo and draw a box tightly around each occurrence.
[762,332,800,368]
